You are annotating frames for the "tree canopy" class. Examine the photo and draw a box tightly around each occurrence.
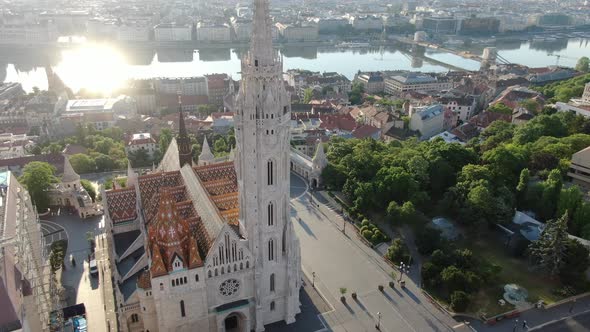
[19,162,58,213]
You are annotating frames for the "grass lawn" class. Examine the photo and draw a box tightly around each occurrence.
[463,237,565,306]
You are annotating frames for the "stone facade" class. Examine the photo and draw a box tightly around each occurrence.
[104,1,303,331]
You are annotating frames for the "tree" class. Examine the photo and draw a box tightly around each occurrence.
[441,266,467,292]
[159,129,173,154]
[556,186,583,222]
[80,179,96,202]
[575,56,589,73]
[349,82,364,105]
[303,88,314,103]
[519,99,540,114]
[47,143,63,154]
[94,153,116,172]
[529,212,570,277]
[560,239,590,289]
[30,145,42,155]
[69,154,96,174]
[572,202,590,237]
[516,168,530,206]
[450,291,470,312]
[214,137,229,156]
[487,102,512,115]
[19,162,57,213]
[386,239,410,264]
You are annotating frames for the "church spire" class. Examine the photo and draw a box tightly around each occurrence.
[177,95,193,167]
[62,154,80,184]
[198,137,215,166]
[251,0,275,63]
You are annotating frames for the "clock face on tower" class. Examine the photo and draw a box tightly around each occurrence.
[219,279,241,297]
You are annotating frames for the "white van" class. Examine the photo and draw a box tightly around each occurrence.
[89,259,98,277]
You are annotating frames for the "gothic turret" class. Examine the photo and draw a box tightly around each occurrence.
[62,154,81,190]
[197,137,215,166]
[177,97,192,167]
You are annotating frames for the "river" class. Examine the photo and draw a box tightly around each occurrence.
[1,37,588,94]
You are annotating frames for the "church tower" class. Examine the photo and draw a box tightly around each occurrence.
[231,0,301,329]
[177,97,193,167]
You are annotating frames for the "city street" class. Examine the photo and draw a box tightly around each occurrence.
[288,173,460,332]
[44,213,107,331]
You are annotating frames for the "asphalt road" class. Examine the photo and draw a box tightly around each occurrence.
[530,310,590,332]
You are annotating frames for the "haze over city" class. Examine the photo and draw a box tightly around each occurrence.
[1,1,590,332]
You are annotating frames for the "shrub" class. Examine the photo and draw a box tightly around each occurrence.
[361,219,370,227]
[362,229,373,240]
[450,291,470,312]
[386,238,410,263]
[441,266,468,293]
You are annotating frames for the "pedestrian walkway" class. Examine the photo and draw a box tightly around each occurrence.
[468,294,590,332]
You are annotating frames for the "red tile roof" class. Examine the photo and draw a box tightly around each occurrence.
[352,124,381,139]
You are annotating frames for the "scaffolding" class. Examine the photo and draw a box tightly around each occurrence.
[0,172,60,332]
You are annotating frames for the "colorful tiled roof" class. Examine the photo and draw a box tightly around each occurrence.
[105,188,137,223]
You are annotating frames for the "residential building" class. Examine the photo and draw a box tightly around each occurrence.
[156,77,209,96]
[385,73,453,94]
[437,95,477,122]
[231,17,253,41]
[0,21,59,44]
[316,17,349,33]
[422,17,458,34]
[154,23,192,41]
[354,72,384,94]
[458,17,500,35]
[197,22,231,42]
[276,23,319,42]
[103,2,303,331]
[116,24,151,42]
[126,133,157,157]
[285,70,351,98]
[0,83,24,100]
[206,74,233,107]
[1,171,55,332]
[349,15,383,31]
[409,104,445,140]
[568,146,590,190]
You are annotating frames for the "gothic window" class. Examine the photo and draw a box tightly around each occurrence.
[268,202,274,226]
[240,262,243,270]
[234,263,237,271]
[246,261,250,269]
[184,276,187,284]
[271,114,274,119]
[195,274,199,282]
[208,270,212,278]
[180,300,186,317]
[270,273,275,292]
[228,265,231,273]
[270,301,276,311]
[221,267,225,274]
[268,239,275,261]
[215,268,218,276]
[267,160,274,186]
[131,314,139,323]
[255,60,259,67]
[219,279,241,297]
[172,280,175,287]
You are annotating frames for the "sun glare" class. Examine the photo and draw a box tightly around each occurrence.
[53,44,128,95]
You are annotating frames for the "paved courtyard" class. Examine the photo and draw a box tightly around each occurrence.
[44,213,107,332]
[288,173,459,332]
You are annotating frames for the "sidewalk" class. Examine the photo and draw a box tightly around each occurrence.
[95,232,118,331]
[467,294,590,331]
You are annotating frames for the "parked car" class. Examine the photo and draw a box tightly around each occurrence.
[72,317,87,332]
[89,259,98,277]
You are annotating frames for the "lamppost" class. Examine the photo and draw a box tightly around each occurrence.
[375,312,381,330]
[343,219,346,234]
[399,262,410,283]
[312,272,316,288]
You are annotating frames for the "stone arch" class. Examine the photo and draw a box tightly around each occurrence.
[223,312,247,332]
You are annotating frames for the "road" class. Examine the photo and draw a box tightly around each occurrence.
[531,310,590,332]
[44,213,107,332]
[289,173,460,332]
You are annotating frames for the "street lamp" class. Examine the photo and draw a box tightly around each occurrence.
[375,312,381,330]
[312,272,316,288]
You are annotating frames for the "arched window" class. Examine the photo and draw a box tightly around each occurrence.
[270,301,275,311]
[215,268,218,276]
[270,273,275,292]
[268,202,274,226]
[172,279,175,287]
[240,262,243,270]
[221,266,225,274]
[267,160,274,185]
[208,270,212,278]
[246,261,250,269]
[180,300,186,317]
[131,313,139,323]
[183,276,187,284]
[195,274,199,282]
[268,239,274,261]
